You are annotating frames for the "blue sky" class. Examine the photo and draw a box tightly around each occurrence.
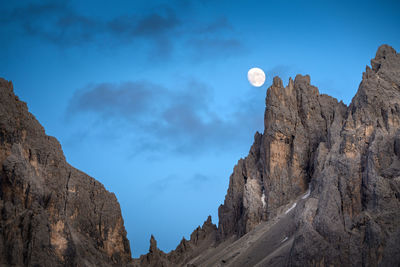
[1,0,399,257]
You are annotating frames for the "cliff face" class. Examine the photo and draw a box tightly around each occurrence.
[218,74,347,238]
[1,44,399,267]
[137,45,400,266]
[0,80,132,266]
[296,44,400,266]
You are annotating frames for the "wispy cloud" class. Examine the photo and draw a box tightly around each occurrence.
[67,81,167,120]
[149,173,214,193]
[194,17,233,34]
[1,2,179,48]
[264,65,293,82]
[66,78,264,155]
[187,38,243,59]
[1,2,244,59]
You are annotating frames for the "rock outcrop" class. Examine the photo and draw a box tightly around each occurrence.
[0,79,132,266]
[136,45,400,266]
[291,44,400,266]
[133,216,218,267]
[218,74,347,238]
[1,44,399,267]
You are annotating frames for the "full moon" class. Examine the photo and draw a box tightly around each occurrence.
[247,67,266,87]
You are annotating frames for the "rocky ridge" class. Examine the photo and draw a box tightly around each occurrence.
[0,44,399,267]
[0,79,132,266]
[133,216,218,267]
[135,45,400,266]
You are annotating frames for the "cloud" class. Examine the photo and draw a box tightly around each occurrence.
[264,65,293,82]
[151,174,179,193]
[184,173,214,190]
[195,17,233,34]
[2,2,98,45]
[1,2,180,49]
[132,9,179,37]
[66,79,264,155]
[186,17,245,60]
[67,81,167,120]
[192,173,211,182]
[150,173,213,193]
[187,38,244,59]
[1,2,243,59]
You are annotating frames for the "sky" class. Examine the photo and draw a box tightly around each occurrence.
[1,0,399,258]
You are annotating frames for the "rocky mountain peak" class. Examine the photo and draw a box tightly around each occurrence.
[373,44,397,66]
[272,76,283,87]
[0,78,132,266]
[149,235,158,253]
[218,65,347,240]
[294,74,311,86]
[136,44,400,266]
[1,44,399,267]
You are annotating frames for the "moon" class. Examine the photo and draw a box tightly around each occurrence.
[247,67,266,87]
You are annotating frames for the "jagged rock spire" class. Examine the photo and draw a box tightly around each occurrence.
[133,44,400,267]
[149,235,158,253]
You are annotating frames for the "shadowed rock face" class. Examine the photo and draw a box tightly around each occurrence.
[0,80,132,266]
[135,45,400,266]
[133,216,218,267]
[296,44,400,267]
[218,73,347,239]
[1,44,399,267]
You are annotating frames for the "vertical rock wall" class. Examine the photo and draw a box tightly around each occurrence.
[218,74,347,238]
[0,79,132,266]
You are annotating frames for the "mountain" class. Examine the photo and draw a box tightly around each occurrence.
[1,44,399,267]
[0,79,131,265]
[134,45,400,266]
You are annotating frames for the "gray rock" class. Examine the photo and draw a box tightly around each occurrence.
[132,216,218,267]
[218,73,347,239]
[0,79,132,266]
[136,44,400,267]
[2,44,399,267]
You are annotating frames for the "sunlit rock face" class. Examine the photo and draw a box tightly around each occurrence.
[136,45,400,267]
[0,79,132,266]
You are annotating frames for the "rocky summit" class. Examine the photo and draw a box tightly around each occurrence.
[1,45,400,267]
[133,44,400,266]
